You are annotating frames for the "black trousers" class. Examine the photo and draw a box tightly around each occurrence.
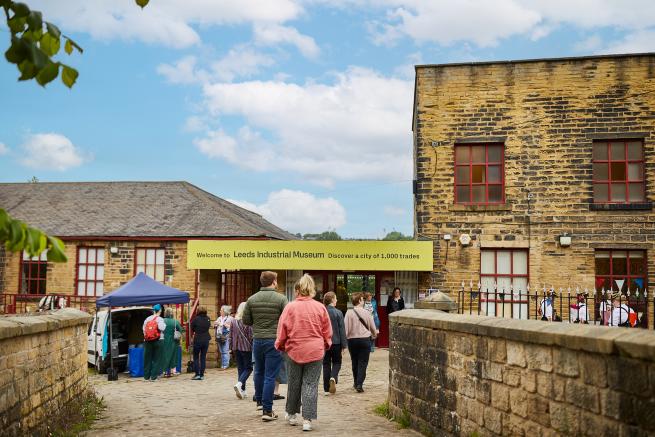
[193,340,209,376]
[322,343,343,392]
[347,337,371,389]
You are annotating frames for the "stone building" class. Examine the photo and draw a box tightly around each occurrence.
[413,53,655,307]
[0,181,294,318]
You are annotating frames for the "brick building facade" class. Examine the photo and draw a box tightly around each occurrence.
[0,181,294,320]
[413,54,655,304]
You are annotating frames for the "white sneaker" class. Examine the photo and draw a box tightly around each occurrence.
[240,389,247,399]
[285,413,299,426]
[303,420,312,431]
[323,392,330,396]
[234,382,243,399]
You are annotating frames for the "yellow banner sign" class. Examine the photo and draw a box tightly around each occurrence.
[187,240,433,271]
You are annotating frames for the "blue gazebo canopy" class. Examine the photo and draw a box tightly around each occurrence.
[96,272,190,308]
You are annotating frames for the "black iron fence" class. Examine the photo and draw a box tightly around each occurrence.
[457,284,651,329]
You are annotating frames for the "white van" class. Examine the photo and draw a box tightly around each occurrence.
[87,307,153,373]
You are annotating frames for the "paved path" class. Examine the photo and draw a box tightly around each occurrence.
[87,349,418,436]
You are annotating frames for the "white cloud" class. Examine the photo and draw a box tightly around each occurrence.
[196,67,413,186]
[20,133,88,171]
[368,0,655,48]
[0,142,8,156]
[574,34,603,53]
[383,205,407,217]
[156,56,209,84]
[253,24,320,58]
[229,189,346,234]
[211,47,276,81]
[601,29,655,54]
[28,0,304,48]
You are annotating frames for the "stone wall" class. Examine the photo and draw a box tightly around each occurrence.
[0,309,92,436]
[389,309,655,436]
[413,54,655,294]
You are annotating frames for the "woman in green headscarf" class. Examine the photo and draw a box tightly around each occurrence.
[162,307,185,376]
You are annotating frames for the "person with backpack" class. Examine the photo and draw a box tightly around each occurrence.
[345,293,378,393]
[214,305,232,370]
[230,302,253,399]
[243,271,288,422]
[142,304,166,381]
[190,306,211,380]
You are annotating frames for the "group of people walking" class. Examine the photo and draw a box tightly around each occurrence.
[179,271,406,432]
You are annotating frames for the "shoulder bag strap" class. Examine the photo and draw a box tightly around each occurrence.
[353,308,371,331]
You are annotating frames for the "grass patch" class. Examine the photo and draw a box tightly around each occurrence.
[373,400,411,430]
[49,389,105,437]
[396,408,411,429]
[373,400,390,417]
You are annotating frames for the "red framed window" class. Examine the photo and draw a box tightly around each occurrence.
[76,247,105,296]
[595,250,647,293]
[454,143,504,204]
[592,140,645,203]
[20,251,48,294]
[136,248,165,282]
[480,249,528,293]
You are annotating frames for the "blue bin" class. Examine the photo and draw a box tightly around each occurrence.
[129,348,144,377]
[176,345,182,373]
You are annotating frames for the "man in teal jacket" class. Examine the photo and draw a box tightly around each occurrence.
[243,271,287,421]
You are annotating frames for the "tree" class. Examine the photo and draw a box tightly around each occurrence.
[0,209,67,261]
[0,0,150,260]
[382,231,413,241]
[2,0,148,87]
[303,231,343,241]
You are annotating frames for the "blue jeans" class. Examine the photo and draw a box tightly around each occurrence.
[253,338,283,412]
[235,350,253,390]
[217,340,230,369]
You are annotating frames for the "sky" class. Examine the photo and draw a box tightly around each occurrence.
[1,1,654,238]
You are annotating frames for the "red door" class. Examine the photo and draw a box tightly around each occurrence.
[375,273,394,348]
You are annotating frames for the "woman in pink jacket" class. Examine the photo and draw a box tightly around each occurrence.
[275,274,332,432]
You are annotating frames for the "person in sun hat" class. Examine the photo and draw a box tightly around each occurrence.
[608,291,635,327]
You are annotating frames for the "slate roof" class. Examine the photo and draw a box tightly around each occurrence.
[0,181,295,240]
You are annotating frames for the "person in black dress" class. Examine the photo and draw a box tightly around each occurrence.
[190,306,211,380]
[386,287,405,315]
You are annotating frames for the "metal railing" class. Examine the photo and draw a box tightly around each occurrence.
[0,293,98,314]
[456,283,651,329]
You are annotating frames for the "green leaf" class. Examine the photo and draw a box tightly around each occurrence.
[25,227,46,255]
[46,236,67,262]
[26,10,42,30]
[64,38,73,55]
[46,22,61,40]
[7,219,25,250]
[69,38,83,54]
[135,0,150,8]
[61,64,78,88]
[0,209,10,241]
[18,59,37,81]
[7,15,26,33]
[11,2,30,17]
[26,39,48,69]
[40,32,60,57]
[5,37,28,64]
[36,61,59,86]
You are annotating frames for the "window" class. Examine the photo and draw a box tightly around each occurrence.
[454,143,504,204]
[76,247,105,296]
[480,249,529,293]
[135,248,165,282]
[21,251,48,294]
[595,250,647,293]
[480,249,529,319]
[593,140,645,203]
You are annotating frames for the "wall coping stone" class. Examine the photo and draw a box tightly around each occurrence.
[390,309,655,361]
[0,308,92,340]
